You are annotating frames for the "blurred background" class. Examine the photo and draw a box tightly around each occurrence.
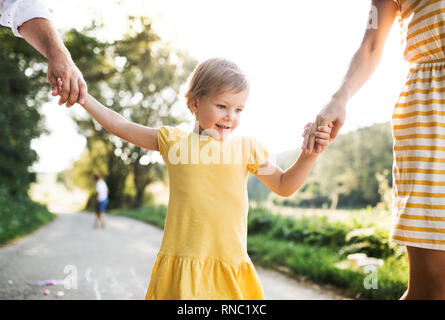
[1,0,411,299]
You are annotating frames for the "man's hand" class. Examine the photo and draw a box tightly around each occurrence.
[17,18,87,107]
[48,53,87,107]
[302,95,347,154]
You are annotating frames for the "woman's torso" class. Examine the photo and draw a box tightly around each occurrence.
[397,0,445,63]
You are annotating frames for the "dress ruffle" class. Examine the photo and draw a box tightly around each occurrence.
[145,254,264,300]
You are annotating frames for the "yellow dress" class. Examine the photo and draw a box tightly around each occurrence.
[391,0,445,250]
[145,126,269,299]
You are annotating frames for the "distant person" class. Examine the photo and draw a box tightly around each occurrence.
[302,0,445,299]
[93,174,108,229]
[56,58,332,299]
[0,0,87,107]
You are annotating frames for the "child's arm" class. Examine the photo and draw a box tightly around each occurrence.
[255,124,332,197]
[80,93,159,151]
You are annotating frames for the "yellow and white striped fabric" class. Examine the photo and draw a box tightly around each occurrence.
[391,0,445,249]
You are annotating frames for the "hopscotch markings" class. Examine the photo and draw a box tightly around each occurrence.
[93,279,101,300]
[85,266,92,283]
[130,267,147,296]
[106,267,119,289]
[85,266,101,300]
[105,267,132,299]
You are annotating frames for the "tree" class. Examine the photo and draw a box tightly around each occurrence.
[65,17,197,208]
[0,28,49,196]
[270,122,393,208]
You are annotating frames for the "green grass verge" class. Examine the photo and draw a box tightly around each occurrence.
[110,204,167,229]
[111,203,408,300]
[247,234,407,300]
[0,191,57,245]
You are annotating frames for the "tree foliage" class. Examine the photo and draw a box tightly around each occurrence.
[64,17,197,208]
[0,28,49,196]
[250,122,394,208]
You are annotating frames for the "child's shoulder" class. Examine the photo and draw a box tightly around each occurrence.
[158,125,189,138]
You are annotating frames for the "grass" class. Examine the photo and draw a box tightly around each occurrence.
[248,234,408,300]
[111,203,408,300]
[110,204,167,228]
[0,189,57,245]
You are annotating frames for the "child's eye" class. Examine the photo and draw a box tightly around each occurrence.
[217,104,226,109]
[236,108,243,113]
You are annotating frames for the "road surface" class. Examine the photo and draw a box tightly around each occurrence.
[0,212,348,300]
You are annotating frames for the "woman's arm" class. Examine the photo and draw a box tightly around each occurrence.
[81,94,159,151]
[303,0,399,154]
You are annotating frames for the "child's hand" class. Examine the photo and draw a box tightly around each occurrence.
[301,122,333,154]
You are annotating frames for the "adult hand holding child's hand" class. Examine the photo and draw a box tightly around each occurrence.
[56,77,87,107]
[49,55,87,107]
[302,121,333,154]
[302,95,347,154]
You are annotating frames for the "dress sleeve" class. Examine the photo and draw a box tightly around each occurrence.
[0,0,52,38]
[246,137,269,175]
[157,126,170,157]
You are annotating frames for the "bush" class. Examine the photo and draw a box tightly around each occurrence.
[247,207,397,259]
[0,187,56,245]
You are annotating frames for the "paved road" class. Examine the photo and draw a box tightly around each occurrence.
[0,212,347,300]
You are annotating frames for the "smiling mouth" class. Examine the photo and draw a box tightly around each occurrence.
[216,124,231,130]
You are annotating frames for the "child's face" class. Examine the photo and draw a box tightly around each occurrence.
[193,89,248,140]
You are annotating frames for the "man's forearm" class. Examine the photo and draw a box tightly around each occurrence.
[17,17,70,60]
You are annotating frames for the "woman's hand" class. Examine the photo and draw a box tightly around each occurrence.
[302,95,347,154]
[302,121,334,154]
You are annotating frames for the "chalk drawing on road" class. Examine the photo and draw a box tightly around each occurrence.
[85,267,92,283]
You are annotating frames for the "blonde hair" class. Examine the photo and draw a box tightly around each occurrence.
[185,58,249,113]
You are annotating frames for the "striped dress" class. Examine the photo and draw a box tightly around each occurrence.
[391,0,445,250]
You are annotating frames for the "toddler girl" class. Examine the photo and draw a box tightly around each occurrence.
[59,57,332,299]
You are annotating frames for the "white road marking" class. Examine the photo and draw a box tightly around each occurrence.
[130,268,147,295]
[93,279,101,300]
[85,267,92,283]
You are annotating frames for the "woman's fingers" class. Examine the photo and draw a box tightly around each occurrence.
[315,131,330,139]
[303,122,333,153]
[317,125,332,133]
[314,123,334,153]
[315,138,329,146]
[307,132,316,154]
[302,122,312,137]
[302,131,309,149]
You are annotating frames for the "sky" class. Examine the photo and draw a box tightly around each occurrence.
[30,0,410,173]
